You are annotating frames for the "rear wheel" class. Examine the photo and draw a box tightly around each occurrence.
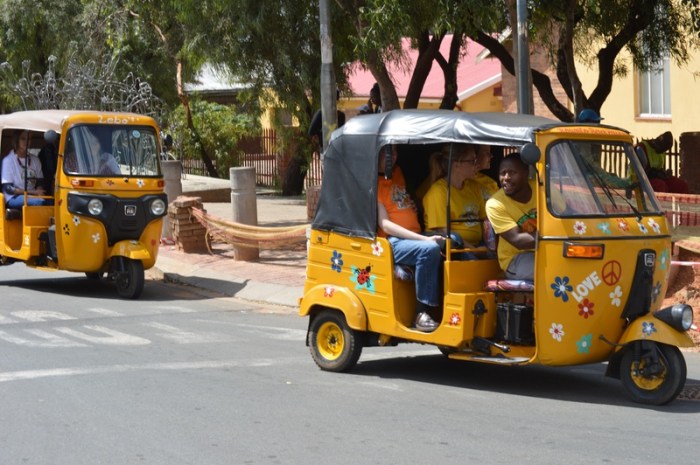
[620,342,686,405]
[114,259,145,299]
[308,310,362,372]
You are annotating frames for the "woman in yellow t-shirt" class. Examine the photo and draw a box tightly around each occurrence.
[473,144,498,200]
[422,145,485,247]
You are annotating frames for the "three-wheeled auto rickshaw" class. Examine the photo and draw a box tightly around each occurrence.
[299,110,695,405]
[0,110,168,298]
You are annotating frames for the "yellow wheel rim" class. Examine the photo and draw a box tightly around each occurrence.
[629,359,667,391]
[316,321,345,361]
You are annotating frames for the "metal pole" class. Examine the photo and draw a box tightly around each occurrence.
[319,0,337,152]
[516,0,533,114]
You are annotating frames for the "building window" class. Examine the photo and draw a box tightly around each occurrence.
[638,55,671,117]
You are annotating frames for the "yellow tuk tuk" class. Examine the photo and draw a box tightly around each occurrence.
[300,110,694,405]
[0,110,167,298]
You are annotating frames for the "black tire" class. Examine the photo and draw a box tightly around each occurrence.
[308,310,362,372]
[620,343,687,405]
[115,259,145,299]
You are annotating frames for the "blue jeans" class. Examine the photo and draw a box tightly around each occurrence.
[6,194,53,208]
[388,236,441,307]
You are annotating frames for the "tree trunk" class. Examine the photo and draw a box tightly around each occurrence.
[367,50,400,111]
[282,155,306,196]
[403,32,444,109]
[435,32,463,109]
[176,60,218,178]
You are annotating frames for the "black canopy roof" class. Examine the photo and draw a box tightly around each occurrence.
[311,110,559,239]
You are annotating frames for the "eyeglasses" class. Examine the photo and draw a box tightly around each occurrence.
[454,158,478,165]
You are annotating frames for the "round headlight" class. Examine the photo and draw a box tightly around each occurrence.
[150,198,166,216]
[87,198,103,216]
[680,306,694,331]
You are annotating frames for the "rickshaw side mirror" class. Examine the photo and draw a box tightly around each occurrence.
[521,143,541,165]
[44,129,58,144]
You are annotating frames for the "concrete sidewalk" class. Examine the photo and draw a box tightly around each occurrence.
[151,174,309,308]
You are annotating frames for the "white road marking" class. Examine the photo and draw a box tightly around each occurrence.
[0,329,87,347]
[150,305,196,314]
[233,323,307,341]
[11,310,76,322]
[54,325,151,346]
[0,359,277,383]
[0,315,18,325]
[84,308,124,317]
[141,322,228,344]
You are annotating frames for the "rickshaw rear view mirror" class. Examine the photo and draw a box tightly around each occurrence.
[521,143,541,165]
[44,129,58,144]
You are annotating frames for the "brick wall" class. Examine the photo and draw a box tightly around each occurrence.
[168,196,208,253]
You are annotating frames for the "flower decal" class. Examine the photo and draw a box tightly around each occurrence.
[576,334,593,354]
[549,323,565,342]
[72,216,81,226]
[136,179,145,188]
[371,241,384,256]
[330,251,343,273]
[92,233,100,244]
[597,222,611,235]
[647,218,661,234]
[551,276,573,302]
[578,299,595,319]
[324,286,335,298]
[642,321,657,338]
[609,285,623,307]
[637,222,648,234]
[658,249,669,270]
[574,221,587,235]
[449,312,461,326]
[616,219,629,232]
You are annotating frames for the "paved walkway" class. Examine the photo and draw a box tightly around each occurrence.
[152,174,309,308]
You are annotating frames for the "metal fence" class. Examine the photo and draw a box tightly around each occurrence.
[180,134,681,187]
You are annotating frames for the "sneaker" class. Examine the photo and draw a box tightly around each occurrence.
[415,312,439,332]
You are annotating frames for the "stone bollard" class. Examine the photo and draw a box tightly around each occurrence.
[679,132,700,194]
[230,167,259,261]
[161,160,183,238]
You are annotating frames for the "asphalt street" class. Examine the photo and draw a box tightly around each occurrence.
[1,265,699,465]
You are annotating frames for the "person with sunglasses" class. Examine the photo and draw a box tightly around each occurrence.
[422,144,486,248]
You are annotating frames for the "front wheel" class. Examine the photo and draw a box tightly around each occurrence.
[308,310,363,372]
[114,259,145,299]
[620,342,687,405]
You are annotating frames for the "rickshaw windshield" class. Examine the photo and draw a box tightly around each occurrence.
[546,140,662,217]
[63,125,160,177]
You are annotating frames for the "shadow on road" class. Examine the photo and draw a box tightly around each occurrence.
[350,351,700,412]
[0,276,232,302]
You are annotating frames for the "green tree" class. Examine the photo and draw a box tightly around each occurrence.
[469,0,700,121]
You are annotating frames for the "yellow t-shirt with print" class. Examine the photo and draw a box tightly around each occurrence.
[485,179,537,272]
[474,172,499,200]
[423,178,485,245]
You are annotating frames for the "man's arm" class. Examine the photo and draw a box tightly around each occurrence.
[499,226,535,250]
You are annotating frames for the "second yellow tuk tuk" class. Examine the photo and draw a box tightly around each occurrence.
[0,110,168,298]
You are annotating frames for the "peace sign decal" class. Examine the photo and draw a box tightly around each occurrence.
[602,260,622,286]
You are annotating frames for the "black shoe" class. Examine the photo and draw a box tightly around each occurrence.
[415,312,439,332]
